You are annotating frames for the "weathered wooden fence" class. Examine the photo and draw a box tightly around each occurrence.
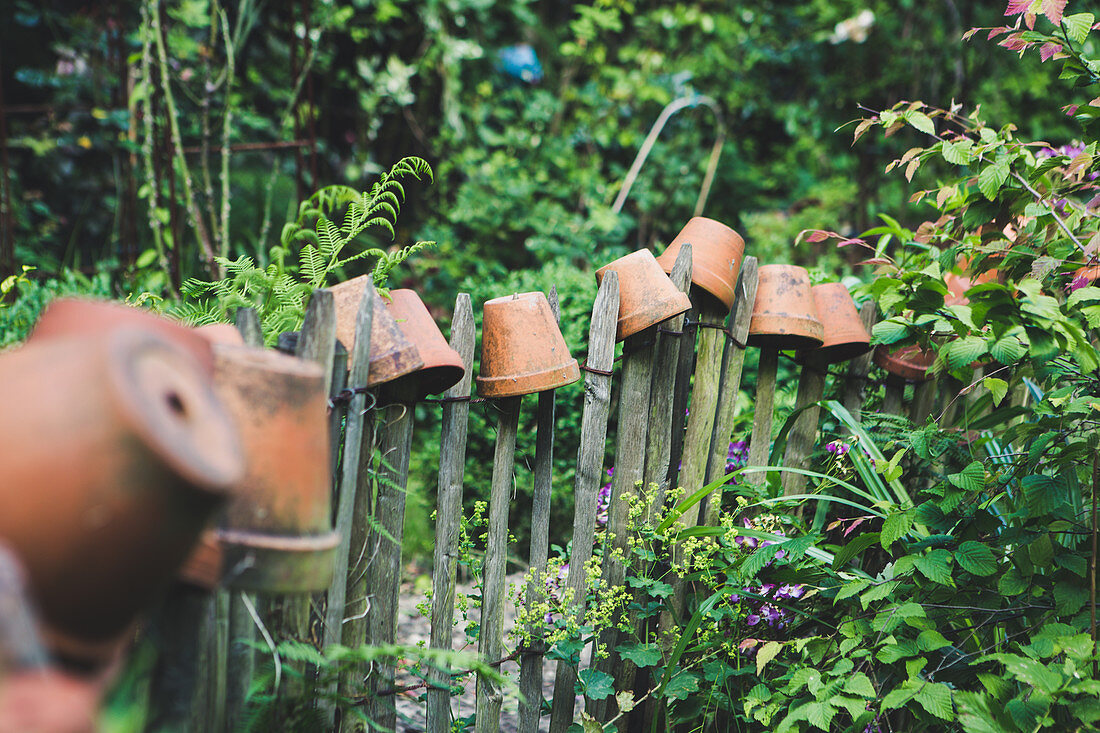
[139,247,950,733]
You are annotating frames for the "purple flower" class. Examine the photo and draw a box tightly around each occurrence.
[596,482,612,527]
[746,613,761,626]
[1072,274,1089,291]
[826,440,851,456]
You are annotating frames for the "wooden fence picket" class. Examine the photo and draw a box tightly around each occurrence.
[519,288,561,733]
[548,273,618,733]
[425,293,476,733]
[474,394,522,733]
[841,302,878,421]
[747,346,780,483]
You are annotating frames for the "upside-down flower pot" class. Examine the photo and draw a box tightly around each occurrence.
[195,322,246,347]
[330,275,424,385]
[30,298,216,377]
[211,345,338,592]
[383,289,466,398]
[476,292,580,398]
[654,217,745,309]
[747,265,824,350]
[595,249,692,341]
[0,329,244,665]
[796,283,871,364]
[873,344,936,382]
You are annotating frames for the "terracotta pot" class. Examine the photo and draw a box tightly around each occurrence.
[654,217,745,308]
[747,265,824,350]
[476,292,580,398]
[873,344,936,382]
[383,289,466,398]
[195,322,245,347]
[211,345,338,592]
[595,250,692,341]
[176,532,223,591]
[330,276,424,385]
[796,284,871,364]
[30,298,215,377]
[0,330,243,665]
[0,668,101,733]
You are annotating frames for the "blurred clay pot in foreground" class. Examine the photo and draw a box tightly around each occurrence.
[595,249,692,341]
[655,217,745,309]
[476,292,580,398]
[747,264,824,351]
[874,344,937,382]
[0,669,102,733]
[0,330,244,665]
[211,345,338,592]
[195,322,246,347]
[30,298,215,377]
[383,289,465,398]
[797,283,871,364]
[330,276,423,384]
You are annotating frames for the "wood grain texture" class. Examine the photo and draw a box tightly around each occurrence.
[234,306,263,347]
[519,288,560,733]
[780,359,827,498]
[475,395,522,733]
[588,326,655,722]
[642,244,692,506]
[703,257,759,527]
[910,380,937,425]
[363,385,417,731]
[548,274,618,733]
[841,302,877,421]
[883,375,906,416]
[426,294,476,733]
[747,347,780,484]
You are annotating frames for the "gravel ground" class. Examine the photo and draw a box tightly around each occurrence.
[390,572,573,733]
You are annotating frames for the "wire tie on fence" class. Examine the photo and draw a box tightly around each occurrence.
[423,395,473,404]
[580,363,614,377]
[657,327,684,336]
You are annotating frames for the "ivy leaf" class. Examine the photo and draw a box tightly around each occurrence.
[956,541,998,576]
[978,161,1010,200]
[579,668,615,700]
[948,462,985,492]
[915,549,955,585]
[916,683,955,719]
[756,640,783,676]
[881,511,913,550]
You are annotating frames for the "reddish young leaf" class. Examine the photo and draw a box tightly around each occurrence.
[802,229,838,243]
[853,118,876,144]
[1004,0,1030,16]
[1040,0,1066,25]
[1039,41,1063,61]
[986,26,1011,40]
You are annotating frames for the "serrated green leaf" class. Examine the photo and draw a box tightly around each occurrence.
[915,549,954,585]
[916,683,955,719]
[948,462,985,492]
[946,336,986,370]
[617,643,663,668]
[1055,581,1088,616]
[882,684,918,709]
[956,690,1015,733]
[872,318,910,345]
[579,668,615,700]
[942,139,974,165]
[906,111,936,135]
[881,511,912,550]
[756,640,783,676]
[983,377,1008,406]
[834,578,871,603]
[1064,12,1094,44]
[978,161,1010,200]
[990,330,1028,364]
[917,629,951,651]
[998,565,1028,595]
[860,580,898,610]
[843,672,876,698]
[1067,285,1100,307]
[663,670,700,701]
[956,541,998,576]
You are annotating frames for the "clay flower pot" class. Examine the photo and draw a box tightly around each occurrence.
[654,217,745,308]
[195,322,246,346]
[595,250,692,341]
[747,265,824,350]
[383,289,466,398]
[476,292,580,398]
[330,275,424,385]
[0,668,102,733]
[30,298,216,377]
[0,329,244,665]
[796,283,871,364]
[873,344,936,382]
[211,345,339,592]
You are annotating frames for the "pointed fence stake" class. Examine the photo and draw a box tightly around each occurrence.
[841,302,877,421]
[426,294,476,733]
[548,274,618,733]
[780,357,828,499]
[747,346,780,484]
